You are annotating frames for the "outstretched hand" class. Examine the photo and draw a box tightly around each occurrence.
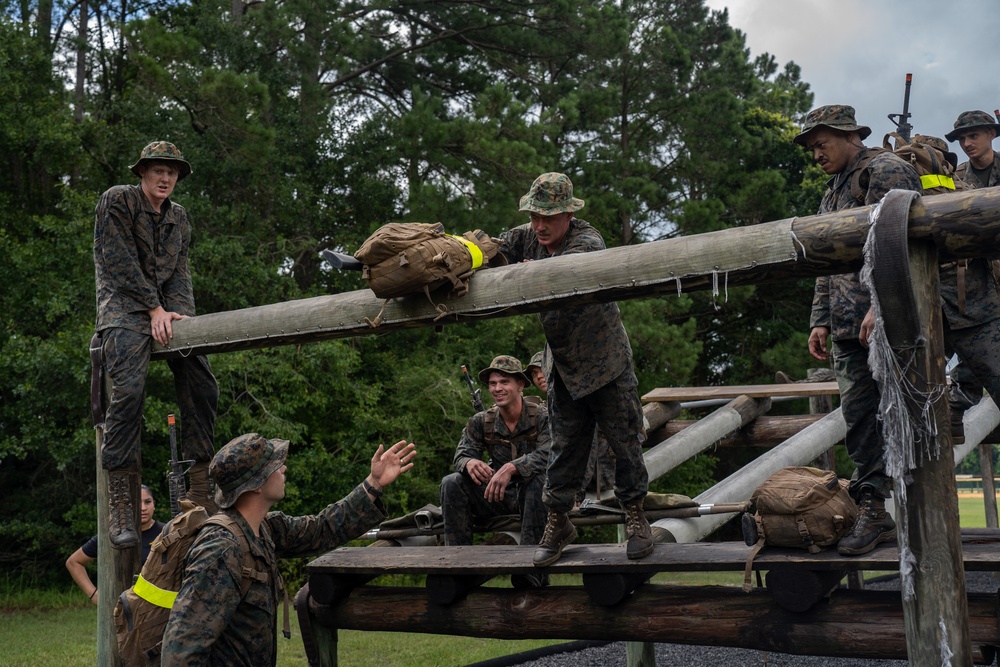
[368,440,417,490]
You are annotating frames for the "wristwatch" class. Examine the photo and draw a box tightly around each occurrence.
[363,479,383,498]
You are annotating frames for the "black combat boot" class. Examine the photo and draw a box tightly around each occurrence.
[532,512,577,567]
[950,406,966,445]
[184,461,219,514]
[108,470,138,549]
[623,498,654,560]
[837,489,896,556]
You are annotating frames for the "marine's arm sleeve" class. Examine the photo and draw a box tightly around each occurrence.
[266,484,388,558]
[453,413,487,474]
[863,154,922,205]
[158,208,196,315]
[809,276,831,330]
[514,409,551,479]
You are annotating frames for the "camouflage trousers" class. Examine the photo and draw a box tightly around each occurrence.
[831,339,891,500]
[100,327,219,471]
[544,367,648,514]
[945,317,1000,411]
[439,472,546,546]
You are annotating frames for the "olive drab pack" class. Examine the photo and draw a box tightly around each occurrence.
[354,222,506,325]
[113,500,267,666]
[740,467,857,591]
[849,132,969,203]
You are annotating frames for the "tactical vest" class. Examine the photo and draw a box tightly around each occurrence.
[482,399,542,467]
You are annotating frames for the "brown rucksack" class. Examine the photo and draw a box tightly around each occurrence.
[113,501,267,666]
[741,466,857,591]
[355,222,505,310]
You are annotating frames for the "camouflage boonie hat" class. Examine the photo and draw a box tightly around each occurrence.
[525,351,544,373]
[518,172,585,214]
[129,141,193,180]
[210,433,289,509]
[794,105,872,146]
[478,355,531,386]
[912,134,959,170]
[945,110,1000,142]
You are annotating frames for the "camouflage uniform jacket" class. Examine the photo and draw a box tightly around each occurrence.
[453,397,551,480]
[955,151,1000,189]
[94,184,195,334]
[160,486,386,666]
[937,151,1000,329]
[809,149,922,340]
[498,219,637,399]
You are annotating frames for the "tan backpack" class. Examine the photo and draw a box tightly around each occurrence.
[355,221,504,301]
[741,466,857,591]
[113,501,268,666]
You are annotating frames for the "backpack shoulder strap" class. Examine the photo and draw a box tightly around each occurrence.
[203,515,269,597]
[482,406,499,447]
[849,147,887,205]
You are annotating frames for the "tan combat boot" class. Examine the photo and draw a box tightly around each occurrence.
[184,461,219,514]
[532,512,577,567]
[108,470,138,549]
[623,498,653,560]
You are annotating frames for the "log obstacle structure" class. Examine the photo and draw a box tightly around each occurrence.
[300,534,1000,667]
[91,187,1000,665]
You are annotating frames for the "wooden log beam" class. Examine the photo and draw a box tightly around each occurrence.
[643,395,771,482]
[642,382,839,403]
[304,584,1000,664]
[151,188,1000,359]
[650,415,824,449]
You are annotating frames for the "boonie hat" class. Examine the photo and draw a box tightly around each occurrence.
[210,433,289,509]
[129,141,193,180]
[794,105,872,146]
[519,173,585,215]
[525,351,545,387]
[478,355,530,386]
[945,110,1000,143]
[911,134,959,171]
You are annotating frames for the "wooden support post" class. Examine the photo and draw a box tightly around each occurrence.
[885,230,971,665]
[978,443,998,528]
[95,427,141,667]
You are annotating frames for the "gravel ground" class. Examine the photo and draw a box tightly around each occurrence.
[483,572,1000,667]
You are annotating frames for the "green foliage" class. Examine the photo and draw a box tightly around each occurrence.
[0,0,832,585]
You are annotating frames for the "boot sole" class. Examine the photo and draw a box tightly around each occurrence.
[532,525,578,567]
[627,542,654,560]
[837,528,896,556]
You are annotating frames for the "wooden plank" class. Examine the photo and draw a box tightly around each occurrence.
[642,382,839,403]
[306,534,1000,578]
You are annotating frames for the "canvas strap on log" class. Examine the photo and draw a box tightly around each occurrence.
[90,332,105,428]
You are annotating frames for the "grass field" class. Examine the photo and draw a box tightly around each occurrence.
[1,494,991,666]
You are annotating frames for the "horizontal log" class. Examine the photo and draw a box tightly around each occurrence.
[650,415,825,448]
[304,584,1000,663]
[643,382,839,402]
[152,188,1000,358]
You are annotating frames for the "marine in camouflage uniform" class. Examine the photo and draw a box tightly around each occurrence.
[160,432,416,666]
[943,112,1000,416]
[526,350,616,504]
[798,106,922,555]
[94,141,219,549]
[440,357,549,573]
[498,173,652,566]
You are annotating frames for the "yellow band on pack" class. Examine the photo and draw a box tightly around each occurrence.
[450,235,485,270]
[921,174,955,190]
[134,574,178,609]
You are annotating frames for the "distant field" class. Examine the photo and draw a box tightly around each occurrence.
[2,494,992,666]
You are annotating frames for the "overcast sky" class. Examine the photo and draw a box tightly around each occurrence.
[705,0,1000,147]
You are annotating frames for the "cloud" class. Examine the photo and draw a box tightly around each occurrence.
[707,0,1000,145]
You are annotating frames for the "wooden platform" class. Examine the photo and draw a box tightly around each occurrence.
[642,381,840,403]
[309,532,1000,578]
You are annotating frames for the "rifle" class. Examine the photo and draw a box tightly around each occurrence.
[166,414,193,516]
[461,364,486,413]
[995,109,1000,124]
[887,72,914,143]
[321,248,364,271]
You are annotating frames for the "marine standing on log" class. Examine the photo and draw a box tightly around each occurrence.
[498,172,653,566]
[94,141,220,549]
[799,106,922,556]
